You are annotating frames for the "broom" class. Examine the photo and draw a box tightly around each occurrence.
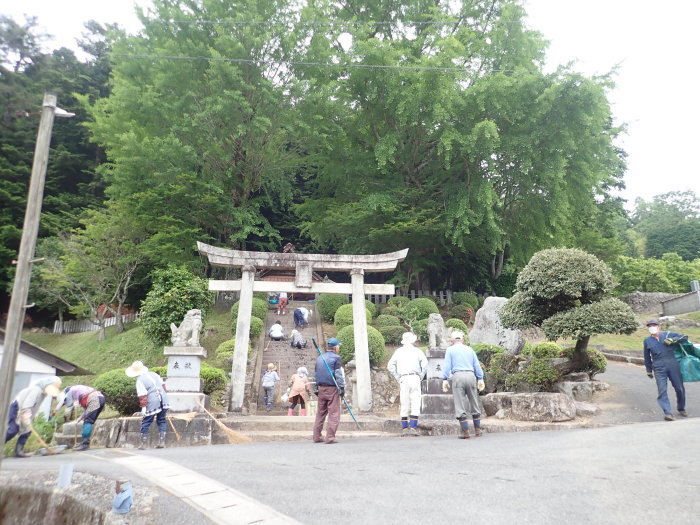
[30,426,57,455]
[166,412,198,442]
[195,401,252,444]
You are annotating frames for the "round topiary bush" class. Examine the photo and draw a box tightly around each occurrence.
[445,318,469,334]
[232,316,263,339]
[387,296,409,308]
[94,369,138,415]
[380,305,403,318]
[231,298,269,324]
[452,291,479,309]
[450,304,474,323]
[378,325,406,345]
[200,363,227,394]
[410,318,429,344]
[215,338,236,361]
[374,314,402,328]
[317,294,349,323]
[524,341,564,359]
[401,298,439,322]
[365,300,378,318]
[336,325,386,366]
[584,348,607,377]
[522,357,560,389]
[334,303,372,329]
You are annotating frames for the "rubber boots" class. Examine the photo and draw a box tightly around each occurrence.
[287,408,294,416]
[73,439,90,452]
[301,408,307,416]
[14,440,31,458]
[156,431,166,449]
[138,434,148,450]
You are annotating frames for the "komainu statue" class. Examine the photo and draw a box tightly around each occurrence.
[170,309,203,347]
[427,313,453,350]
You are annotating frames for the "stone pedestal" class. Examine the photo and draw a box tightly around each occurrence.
[164,345,209,412]
[420,347,454,418]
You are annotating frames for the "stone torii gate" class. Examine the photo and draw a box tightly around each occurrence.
[197,242,408,412]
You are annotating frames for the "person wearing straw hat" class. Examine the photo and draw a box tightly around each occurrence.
[388,332,428,437]
[126,361,171,449]
[55,384,105,451]
[4,376,62,458]
[261,363,280,412]
[442,331,485,439]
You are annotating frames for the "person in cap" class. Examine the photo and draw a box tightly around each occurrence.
[287,366,311,416]
[4,376,62,458]
[643,319,689,420]
[388,332,428,436]
[55,384,106,451]
[126,361,171,449]
[312,337,346,443]
[261,363,280,412]
[268,320,285,341]
[442,331,485,439]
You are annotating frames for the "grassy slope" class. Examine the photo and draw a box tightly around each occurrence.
[22,309,233,385]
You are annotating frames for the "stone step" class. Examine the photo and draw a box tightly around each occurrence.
[220,415,388,432]
[242,430,393,442]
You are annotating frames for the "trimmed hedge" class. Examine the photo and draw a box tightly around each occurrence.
[401,298,439,322]
[365,300,378,318]
[452,291,479,309]
[380,305,403,317]
[94,369,138,415]
[232,315,264,339]
[472,343,505,366]
[336,325,386,366]
[450,304,474,323]
[317,294,349,322]
[584,348,607,377]
[334,303,372,329]
[523,342,564,359]
[445,318,469,334]
[231,298,269,323]
[378,325,405,345]
[374,314,402,328]
[387,296,409,308]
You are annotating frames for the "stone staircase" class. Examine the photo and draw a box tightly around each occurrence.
[253,300,321,415]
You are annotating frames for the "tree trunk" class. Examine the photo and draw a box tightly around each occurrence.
[57,308,64,335]
[490,250,505,280]
[572,336,591,370]
[98,325,106,341]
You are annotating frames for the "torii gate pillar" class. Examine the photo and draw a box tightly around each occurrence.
[351,268,372,411]
[231,265,255,410]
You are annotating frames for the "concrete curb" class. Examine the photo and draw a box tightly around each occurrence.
[602,352,645,366]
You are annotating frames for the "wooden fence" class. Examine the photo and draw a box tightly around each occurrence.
[53,312,140,334]
[216,290,455,308]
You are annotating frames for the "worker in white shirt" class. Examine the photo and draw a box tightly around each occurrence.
[387,332,428,437]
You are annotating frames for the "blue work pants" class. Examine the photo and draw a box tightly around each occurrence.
[653,358,685,414]
[140,408,167,435]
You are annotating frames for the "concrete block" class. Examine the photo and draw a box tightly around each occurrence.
[166,377,202,392]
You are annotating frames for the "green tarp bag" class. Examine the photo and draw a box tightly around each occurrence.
[673,341,700,382]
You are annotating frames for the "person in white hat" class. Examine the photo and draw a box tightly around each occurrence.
[126,361,171,449]
[387,332,428,437]
[261,363,280,411]
[442,331,485,439]
[4,376,62,457]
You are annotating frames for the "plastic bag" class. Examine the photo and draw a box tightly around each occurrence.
[280,392,289,403]
[674,341,700,382]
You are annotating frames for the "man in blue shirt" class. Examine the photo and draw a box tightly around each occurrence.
[643,319,688,421]
[312,338,346,444]
[442,331,485,438]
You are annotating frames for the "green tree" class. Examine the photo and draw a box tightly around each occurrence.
[139,265,213,345]
[500,248,637,361]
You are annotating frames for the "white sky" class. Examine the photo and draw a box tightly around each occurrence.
[3,0,699,209]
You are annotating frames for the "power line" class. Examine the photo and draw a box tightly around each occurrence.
[112,53,538,74]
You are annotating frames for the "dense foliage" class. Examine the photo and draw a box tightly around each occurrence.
[231,298,269,324]
[139,266,213,345]
[334,303,372,329]
[94,368,138,415]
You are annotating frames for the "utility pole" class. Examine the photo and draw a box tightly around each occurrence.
[0,93,73,468]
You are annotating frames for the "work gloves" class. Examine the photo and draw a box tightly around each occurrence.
[663,335,688,346]
[477,379,485,392]
[442,380,449,393]
[647,372,654,379]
